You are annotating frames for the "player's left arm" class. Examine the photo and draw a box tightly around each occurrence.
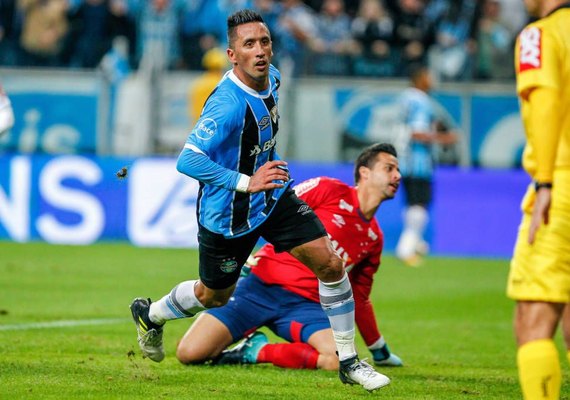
[517,27,563,244]
[349,257,384,356]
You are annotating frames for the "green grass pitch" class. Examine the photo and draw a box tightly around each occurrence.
[0,242,568,399]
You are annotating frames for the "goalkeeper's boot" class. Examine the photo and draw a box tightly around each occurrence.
[213,331,268,365]
[130,297,165,362]
[339,356,391,392]
[376,353,403,366]
[372,344,404,367]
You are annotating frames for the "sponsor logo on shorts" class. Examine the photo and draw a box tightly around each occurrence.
[193,118,217,140]
[220,259,238,273]
[519,27,542,72]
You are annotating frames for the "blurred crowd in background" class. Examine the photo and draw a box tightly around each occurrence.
[0,0,528,80]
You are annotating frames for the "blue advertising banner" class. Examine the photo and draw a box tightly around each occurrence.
[0,155,529,258]
[470,94,525,168]
[0,74,103,154]
[331,87,523,168]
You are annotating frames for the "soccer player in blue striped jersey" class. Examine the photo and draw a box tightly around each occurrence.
[395,64,457,266]
[130,9,390,392]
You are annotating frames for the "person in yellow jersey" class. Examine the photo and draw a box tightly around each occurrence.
[507,1,570,399]
[187,47,229,124]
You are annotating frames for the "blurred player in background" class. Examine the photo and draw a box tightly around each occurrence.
[0,84,14,136]
[130,9,390,392]
[395,64,458,267]
[506,1,570,399]
[187,47,229,124]
[176,143,403,371]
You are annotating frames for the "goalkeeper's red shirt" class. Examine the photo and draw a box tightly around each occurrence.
[251,177,384,346]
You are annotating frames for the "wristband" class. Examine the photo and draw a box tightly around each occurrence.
[534,181,553,191]
[236,174,250,193]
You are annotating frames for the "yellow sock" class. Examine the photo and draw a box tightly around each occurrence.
[517,339,561,400]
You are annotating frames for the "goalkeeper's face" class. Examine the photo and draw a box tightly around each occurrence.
[359,152,401,201]
[227,22,273,91]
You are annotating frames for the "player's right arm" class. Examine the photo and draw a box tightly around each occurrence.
[405,96,456,145]
[177,94,288,193]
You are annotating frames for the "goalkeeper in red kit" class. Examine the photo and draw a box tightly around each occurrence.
[176,143,403,371]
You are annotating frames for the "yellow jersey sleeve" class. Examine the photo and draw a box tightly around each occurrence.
[515,23,561,99]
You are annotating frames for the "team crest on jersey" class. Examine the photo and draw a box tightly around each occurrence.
[519,27,542,72]
[193,118,217,140]
[270,106,278,124]
[220,258,238,273]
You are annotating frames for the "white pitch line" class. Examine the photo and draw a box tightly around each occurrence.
[0,318,130,331]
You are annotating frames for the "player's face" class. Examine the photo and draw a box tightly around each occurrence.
[367,152,401,199]
[227,22,273,91]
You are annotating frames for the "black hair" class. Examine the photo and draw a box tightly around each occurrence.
[408,62,429,82]
[354,143,397,184]
[227,9,266,48]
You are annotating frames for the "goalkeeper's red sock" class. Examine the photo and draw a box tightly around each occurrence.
[257,343,319,369]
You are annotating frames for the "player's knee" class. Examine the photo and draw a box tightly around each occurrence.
[199,295,230,309]
[195,284,233,308]
[317,353,340,371]
[176,341,208,365]
[315,252,344,282]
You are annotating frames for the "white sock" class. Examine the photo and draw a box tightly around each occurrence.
[368,336,386,350]
[148,280,205,325]
[319,272,357,361]
[396,205,428,258]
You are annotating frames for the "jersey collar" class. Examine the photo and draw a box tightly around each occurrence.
[228,70,272,99]
[351,186,373,222]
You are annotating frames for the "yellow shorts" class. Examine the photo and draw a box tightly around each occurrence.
[507,170,570,303]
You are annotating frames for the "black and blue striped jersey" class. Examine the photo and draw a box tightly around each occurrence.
[177,64,290,237]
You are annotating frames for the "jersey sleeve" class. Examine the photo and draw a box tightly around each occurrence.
[293,177,332,210]
[350,256,381,346]
[515,25,561,98]
[178,92,247,190]
[402,94,431,133]
[185,92,243,156]
[176,147,242,190]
